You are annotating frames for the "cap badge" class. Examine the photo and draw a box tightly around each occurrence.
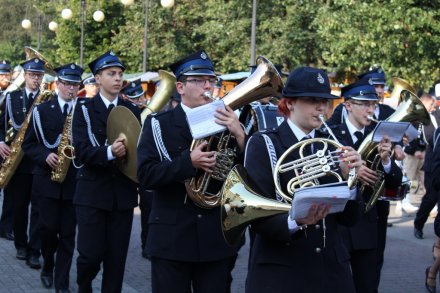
[34,59,39,63]
[317,73,325,84]
[368,78,373,85]
[2,61,5,64]
[360,90,364,96]
[378,68,383,73]
[109,51,115,56]
[200,51,207,60]
[131,82,135,87]
[71,64,76,69]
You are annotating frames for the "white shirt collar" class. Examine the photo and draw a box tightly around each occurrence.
[346,117,365,143]
[100,93,118,108]
[57,96,72,113]
[180,102,191,113]
[25,88,38,98]
[286,118,315,140]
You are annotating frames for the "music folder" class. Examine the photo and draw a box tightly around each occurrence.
[372,121,418,143]
[290,182,351,221]
[186,100,227,139]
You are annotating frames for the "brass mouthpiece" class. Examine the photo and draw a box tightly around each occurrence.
[367,115,379,123]
[203,91,215,101]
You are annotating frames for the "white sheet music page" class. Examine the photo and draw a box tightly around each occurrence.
[372,121,410,143]
[186,100,227,139]
[290,182,351,221]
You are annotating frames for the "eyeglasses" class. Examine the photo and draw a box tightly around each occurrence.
[59,80,80,88]
[26,72,44,79]
[185,78,217,87]
[350,101,377,109]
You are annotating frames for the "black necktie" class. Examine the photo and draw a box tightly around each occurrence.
[28,93,33,101]
[63,104,69,118]
[354,131,364,149]
[108,104,115,112]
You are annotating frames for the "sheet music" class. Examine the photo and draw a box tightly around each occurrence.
[372,121,410,142]
[404,124,419,142]
[186,100,227,139]
[290,182,350,221]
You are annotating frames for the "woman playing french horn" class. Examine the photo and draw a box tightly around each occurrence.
[243,67,363,293]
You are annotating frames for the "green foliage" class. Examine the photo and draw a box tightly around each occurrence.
[1,0,440,89]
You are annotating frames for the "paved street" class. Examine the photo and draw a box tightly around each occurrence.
[0,200,436,292]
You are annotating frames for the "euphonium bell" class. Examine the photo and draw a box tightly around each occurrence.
[221,165,290,246]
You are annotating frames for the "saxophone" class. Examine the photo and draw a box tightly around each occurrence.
[51,108,75,183]
[0,89,54,188]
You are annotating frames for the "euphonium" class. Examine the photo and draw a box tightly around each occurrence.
[351,78,430,212]
[51,107,75,183]
[185,56,284,209]
[0,89,54,188]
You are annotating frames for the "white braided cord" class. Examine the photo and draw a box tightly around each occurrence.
[32,107,62,149]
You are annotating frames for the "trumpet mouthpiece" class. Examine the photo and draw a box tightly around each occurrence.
[367,115,379,123]
[203,91,214,101]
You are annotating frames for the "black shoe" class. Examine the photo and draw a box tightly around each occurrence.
[56,289,71,293]
[425,266,436,293]
[26,255,41,269]
[387,222,393,227]
[16,248,27,260]
[414,227,424,239]
[40,273,53,289]
[0,231,14,241]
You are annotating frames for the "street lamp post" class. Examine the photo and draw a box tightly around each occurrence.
[143,0,174,72]
[250,0,257,66]
[143,0,149,72]
[80,0,86,67]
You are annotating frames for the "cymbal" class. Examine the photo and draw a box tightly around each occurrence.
[107,106,141,183]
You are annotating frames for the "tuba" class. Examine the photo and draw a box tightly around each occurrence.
[185,56,284,209]
[351,77,430,212]
[51,103,75,183]
[140,70,176,124]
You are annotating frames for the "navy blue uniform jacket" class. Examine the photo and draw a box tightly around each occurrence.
[137,104,238,262]
[22,96,77,199]
[332,122,402,250]
[72,95,141,211]
[244,120,361,293]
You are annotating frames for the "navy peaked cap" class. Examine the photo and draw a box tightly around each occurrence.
[55,63,84,83]
[170,49,215,80]
[88,50,125,75]
[282,67,338,99]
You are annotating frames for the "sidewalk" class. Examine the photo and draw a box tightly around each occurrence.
[0,200,435,292]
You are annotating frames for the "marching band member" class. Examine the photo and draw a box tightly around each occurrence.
[0,60,11,96]
[72,51,141,292]
[121,78,147,107]
[0,58,46,269]
[22,63,83,292]
[244,67,363,293]
[0,59,14,241]
[81,76,99,99]
[137,49,243,293]
[331,80,402,293]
